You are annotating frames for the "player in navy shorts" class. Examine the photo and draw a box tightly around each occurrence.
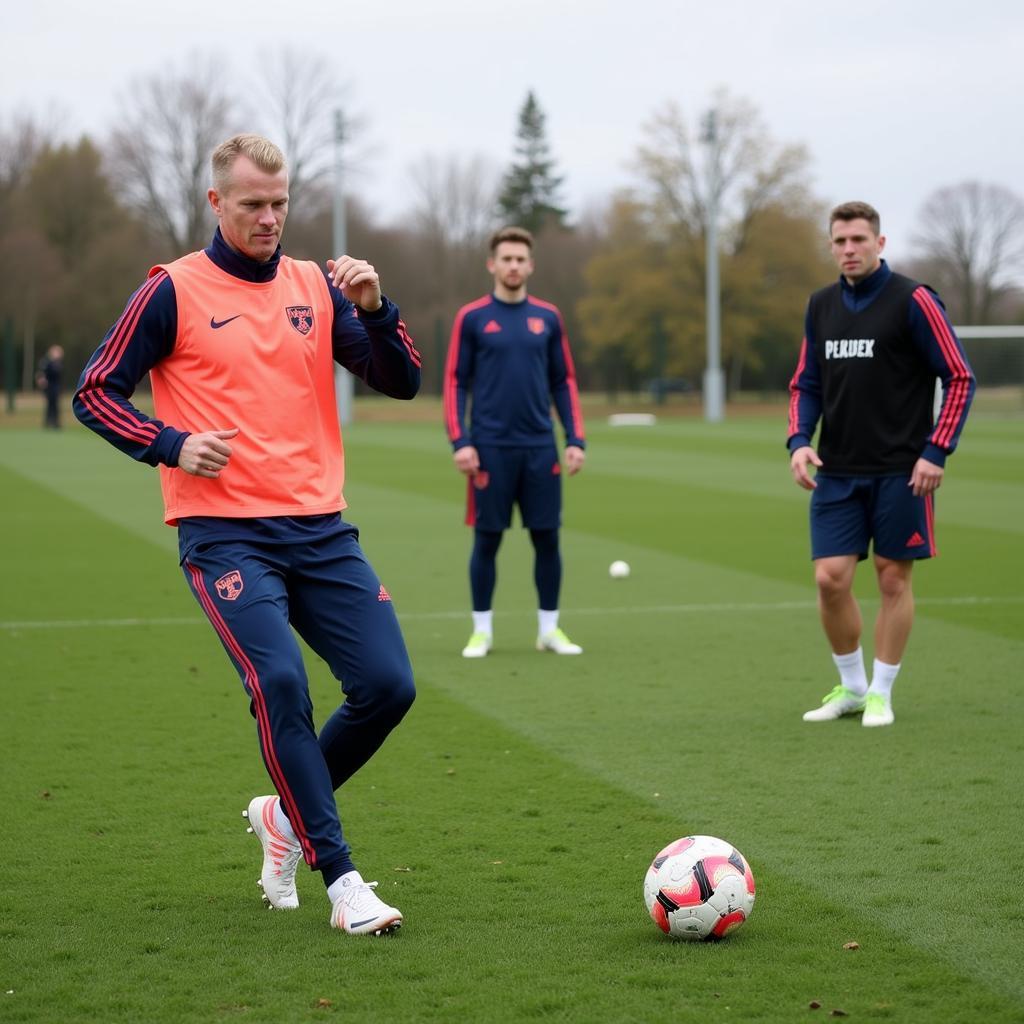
[445,226,586,658]
[788,201,974,727]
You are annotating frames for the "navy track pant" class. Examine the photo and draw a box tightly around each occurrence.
[182,520,415,878]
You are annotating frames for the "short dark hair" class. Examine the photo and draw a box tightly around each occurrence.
[489,226,534,253]
[829,201,880,236]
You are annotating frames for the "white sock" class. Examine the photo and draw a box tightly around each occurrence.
[832,647,869,696]
[538,609,559,636]
[327,869,364,905]
[472,610,493,636]
[273,798,298,843]
[868,659,900,699]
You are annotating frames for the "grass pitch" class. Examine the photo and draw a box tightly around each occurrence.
[2,402,1022,1023]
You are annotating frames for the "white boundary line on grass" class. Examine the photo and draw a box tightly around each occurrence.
[2,594,1021,631]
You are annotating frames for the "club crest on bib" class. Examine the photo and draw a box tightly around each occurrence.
[286,305,314,335]
[215,570,244,601]
[527,317,546,335]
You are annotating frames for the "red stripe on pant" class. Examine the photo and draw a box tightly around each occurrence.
[185,562,317,866]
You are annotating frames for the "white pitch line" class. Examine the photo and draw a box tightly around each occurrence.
[1,595,1021,631]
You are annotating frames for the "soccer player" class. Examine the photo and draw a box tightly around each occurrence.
[788,201,974,727]
[445,226,586,658]
[74,134,421,935]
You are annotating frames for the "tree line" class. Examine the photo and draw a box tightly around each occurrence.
[2,54,1022,401]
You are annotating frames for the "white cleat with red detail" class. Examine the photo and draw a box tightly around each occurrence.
[243,795,302,910]
[330,879,403,936]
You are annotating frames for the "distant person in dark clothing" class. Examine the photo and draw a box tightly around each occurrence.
[37,345,64,429]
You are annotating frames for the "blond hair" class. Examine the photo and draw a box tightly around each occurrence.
[211,134,287,194]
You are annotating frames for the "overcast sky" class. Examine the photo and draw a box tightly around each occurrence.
[6,0,1023,265]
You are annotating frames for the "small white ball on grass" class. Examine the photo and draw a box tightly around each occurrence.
[609,560,630,579]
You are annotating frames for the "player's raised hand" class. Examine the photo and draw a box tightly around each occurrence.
[327,256,382,312]
[179,428,239,478]
[790,445,822,490]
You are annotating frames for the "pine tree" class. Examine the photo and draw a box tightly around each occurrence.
[496,91,568,232]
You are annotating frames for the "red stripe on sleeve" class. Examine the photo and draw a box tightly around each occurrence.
[912,288,971,448]
[787,338,808,437]
[533,297,585,441]
[79,388,160,444]
[559,323,585,441]
[86,272,167,389]
[444,297,489,443]
[396,318,422,368]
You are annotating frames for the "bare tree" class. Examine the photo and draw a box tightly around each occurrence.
[0,114,60,390]
[410,154,499,251]
[634,87,813,253]
[0,113,54,212]
[911,182,1024,323]
[407,153,500,299]
[254,48,358,209]
[587,89,824,393]
[108,54,237,254]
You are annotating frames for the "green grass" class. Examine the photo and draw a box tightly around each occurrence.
[2,405,1023,1023]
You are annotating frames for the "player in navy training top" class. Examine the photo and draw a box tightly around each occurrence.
[787,201,974,728]
[444,226,586,657]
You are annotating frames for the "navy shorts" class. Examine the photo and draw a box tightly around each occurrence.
[465,443,562,531]
[810,473,937,561]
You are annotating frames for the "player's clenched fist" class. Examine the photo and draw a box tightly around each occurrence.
[327,256,382,312]
[179,428,239,478]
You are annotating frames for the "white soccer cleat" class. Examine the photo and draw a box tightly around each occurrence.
[243,795,302,910]
[330,880,403,936]
[536,628,583,655]
[802,685,866,722]
[462,631,492,658]
[862,693,895,728]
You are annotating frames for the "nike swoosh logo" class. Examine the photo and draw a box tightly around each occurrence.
[210,315,242,329]
[348,917,380,929]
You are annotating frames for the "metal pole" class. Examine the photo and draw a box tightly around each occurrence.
[333,108,354,426]
[701,109,725,423]
[3,318,15,413]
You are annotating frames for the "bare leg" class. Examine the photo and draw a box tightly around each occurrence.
[873,555,915,664]
[814,555,861,654]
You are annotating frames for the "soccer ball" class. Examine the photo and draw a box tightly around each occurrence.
[643,835,756,940]
[609,560,630,578]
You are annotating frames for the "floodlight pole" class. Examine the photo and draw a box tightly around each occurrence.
[333,108,354,426]
[701,109,725,423]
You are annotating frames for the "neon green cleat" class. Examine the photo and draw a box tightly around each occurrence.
[536,628,583,655]
[461,631,492,658]
[802,685,866,722]
[862,692,895,727]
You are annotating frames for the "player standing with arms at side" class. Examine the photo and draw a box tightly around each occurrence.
[788,201,974,727]
[74,134,421,934]
[445,226,586,658]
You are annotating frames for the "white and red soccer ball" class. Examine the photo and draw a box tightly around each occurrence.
[643,835,756,940]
